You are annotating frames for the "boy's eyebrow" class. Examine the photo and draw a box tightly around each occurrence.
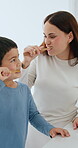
[9,56,17,60]
[9,54,19,60]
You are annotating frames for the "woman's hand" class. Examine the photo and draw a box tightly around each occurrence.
[0,67,11,81]
[22,45,41,69]
[49,128,70,138]
[72,117,78,130]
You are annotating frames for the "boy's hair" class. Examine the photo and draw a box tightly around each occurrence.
[0,37,18,66]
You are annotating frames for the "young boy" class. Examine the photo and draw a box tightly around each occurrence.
[0,37,70,148]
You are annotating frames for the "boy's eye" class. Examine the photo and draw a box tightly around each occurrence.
[10,59,15,62]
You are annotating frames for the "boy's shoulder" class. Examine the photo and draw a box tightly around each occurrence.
[18,82,31,99]
[18,81,27,86]
[18,81,30,92]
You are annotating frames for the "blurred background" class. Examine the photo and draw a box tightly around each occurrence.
[0,0,78,60]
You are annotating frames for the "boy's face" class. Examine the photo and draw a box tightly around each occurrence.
[1,48,22,80]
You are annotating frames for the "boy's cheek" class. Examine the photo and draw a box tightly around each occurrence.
[8,65,16,71]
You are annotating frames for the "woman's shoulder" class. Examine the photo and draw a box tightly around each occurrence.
[36,54,52,61]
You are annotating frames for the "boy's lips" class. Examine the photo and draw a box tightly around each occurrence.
[11,70,21,73]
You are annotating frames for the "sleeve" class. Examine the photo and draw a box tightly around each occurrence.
[27,87,55,136]
[19,59,36,88]
[72,101,78,122]
[0,80,5,91]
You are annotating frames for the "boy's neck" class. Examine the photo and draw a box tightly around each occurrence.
[4,80,18,88]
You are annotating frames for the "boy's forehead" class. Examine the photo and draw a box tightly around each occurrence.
[5,48,19,58]
[8,48,18,54]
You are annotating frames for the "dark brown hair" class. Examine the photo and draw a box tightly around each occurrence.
[0,37,18,66]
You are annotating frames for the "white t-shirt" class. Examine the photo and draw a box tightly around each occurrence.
[20,54,78,127]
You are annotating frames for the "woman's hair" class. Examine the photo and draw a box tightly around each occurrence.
[43,11,78,65]
[0,37,18,66]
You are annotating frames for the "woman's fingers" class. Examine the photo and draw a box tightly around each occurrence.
[73,118,78,130]
[24,46,40,57]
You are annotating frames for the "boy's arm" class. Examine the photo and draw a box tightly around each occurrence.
[29,92,54,136]
[28,88,70,138]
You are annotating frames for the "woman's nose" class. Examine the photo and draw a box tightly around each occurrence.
[45,38,51,45]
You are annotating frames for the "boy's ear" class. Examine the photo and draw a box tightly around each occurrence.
[68,31,74,43]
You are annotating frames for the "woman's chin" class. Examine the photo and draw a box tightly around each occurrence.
[48,52,53,56]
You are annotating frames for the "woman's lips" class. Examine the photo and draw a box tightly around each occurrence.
[47,47,53,51]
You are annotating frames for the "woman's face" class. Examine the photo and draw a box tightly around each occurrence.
[43,22,73,59]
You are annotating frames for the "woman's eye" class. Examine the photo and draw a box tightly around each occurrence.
[44,36,47,38]
[50,36,56,38]
[44,35,56,39]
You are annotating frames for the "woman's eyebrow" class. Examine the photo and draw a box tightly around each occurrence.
[48,33,56,35]
[43,33,56,35]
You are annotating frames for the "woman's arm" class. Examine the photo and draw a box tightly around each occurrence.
[19,59,36,88]
[19,45,41,88]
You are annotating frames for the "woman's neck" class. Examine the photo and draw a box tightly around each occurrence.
[56,50,74,60]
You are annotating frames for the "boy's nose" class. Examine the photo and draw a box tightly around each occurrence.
[17,60,22,67]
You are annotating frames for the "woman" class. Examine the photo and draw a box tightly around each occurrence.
[19,11,78,148]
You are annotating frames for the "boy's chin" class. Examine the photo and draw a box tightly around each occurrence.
[14,73,21,79]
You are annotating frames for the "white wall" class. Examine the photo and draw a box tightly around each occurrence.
[0,0,77,60]
[69,0,78,20]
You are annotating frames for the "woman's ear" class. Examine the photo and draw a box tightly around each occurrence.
[68,31,74,43]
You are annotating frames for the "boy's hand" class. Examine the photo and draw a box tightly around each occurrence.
[72,117,78,130]
[49,128,70,138]
[0,67,11,81]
